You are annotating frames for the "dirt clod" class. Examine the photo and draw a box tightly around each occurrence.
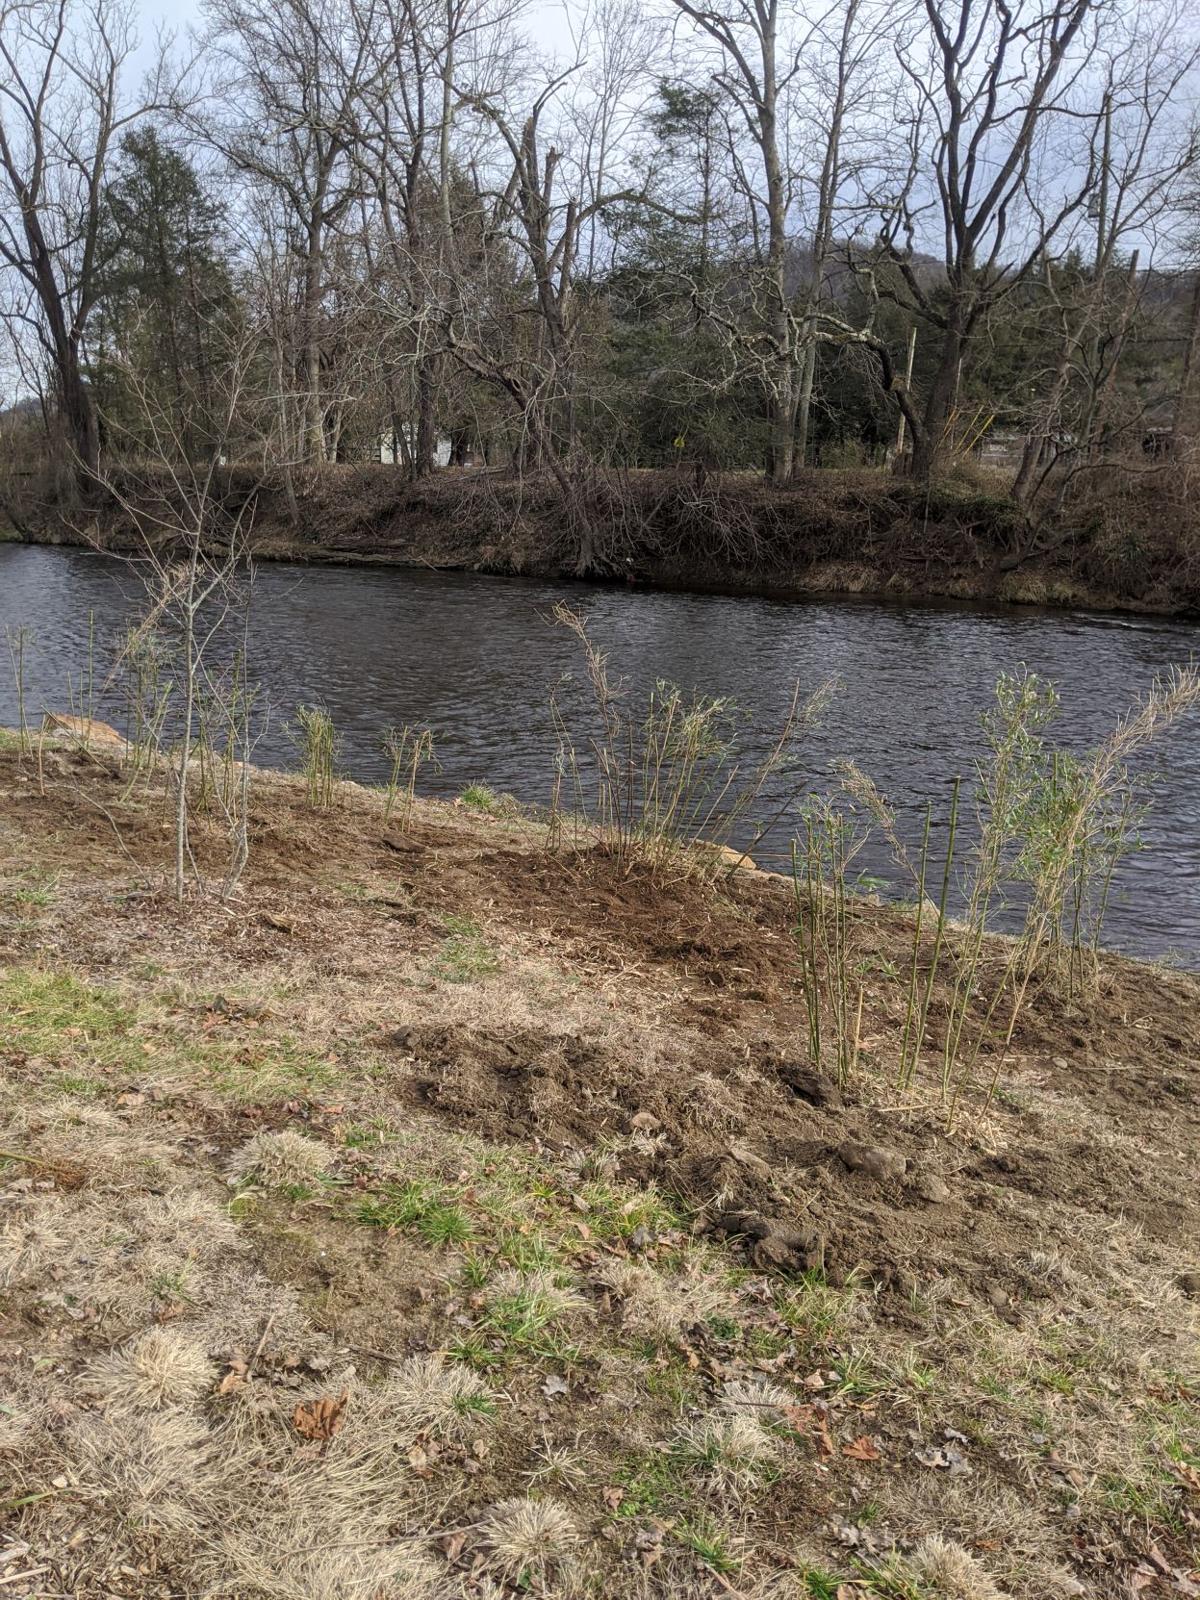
[838,1139,908,1184]
[913,1172,952,1204]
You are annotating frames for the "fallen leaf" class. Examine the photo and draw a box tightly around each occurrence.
[602,1485,625,1512]
[439,1532,467,1563]
[842,1435,882,1462]
[293,1392,348,1442]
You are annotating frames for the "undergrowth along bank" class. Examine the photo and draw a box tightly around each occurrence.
[11,461,1200,615]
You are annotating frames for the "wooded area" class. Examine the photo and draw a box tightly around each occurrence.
[2,0,1199,546]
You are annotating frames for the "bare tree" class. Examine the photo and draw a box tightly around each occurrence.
[439,4,660,484]
[1006,10,1200,502]
[0,0,163,483]
[198,0,382,463]
[869,0,1112,480]
[91,320,264,900]
[662,0,889,479]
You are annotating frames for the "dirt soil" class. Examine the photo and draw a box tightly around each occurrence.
[1,740,1198,1600]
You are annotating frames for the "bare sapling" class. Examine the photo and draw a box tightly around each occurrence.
[5,625,31,755]
[118,625,173,791]
[61,610,98,748]
[87,322,265,901]
[834,669,1200,1126]
[293,704,337,810]
[951,665,1200,1114]
[791,801,868,1088]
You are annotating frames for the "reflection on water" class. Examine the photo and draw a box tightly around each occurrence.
[2,543,1198,962]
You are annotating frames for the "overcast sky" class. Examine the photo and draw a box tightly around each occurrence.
[132,0,579,70]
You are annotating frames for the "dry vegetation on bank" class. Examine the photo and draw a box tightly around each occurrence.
[13,460,1200,616]
[1,732,1199,1600]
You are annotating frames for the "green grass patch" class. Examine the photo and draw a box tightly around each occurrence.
[3,871,58,909]
[482,1282,569,1345]
[204,1037,344,1103]
[677,1518,741,1576]
[799,1570,846,1600]
[613,1449,681,1518]
[355,1180,474,1247]
[434,915,500,983]
[458,783,516,816]
[2,969,139,1070]
[777,1271,858,1346]
[577,1180,682,1242]
[445,1331,503,1370]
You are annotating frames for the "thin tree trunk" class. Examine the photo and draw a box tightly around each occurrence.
[1173,274,1200,449]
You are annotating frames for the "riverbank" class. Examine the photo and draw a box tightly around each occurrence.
[2,734,1198,1599]
[10,461,1200,616]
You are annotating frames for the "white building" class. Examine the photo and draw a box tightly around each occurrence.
[379,426,452,467]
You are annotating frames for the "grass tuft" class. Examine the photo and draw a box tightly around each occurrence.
[355,1180,474,1246]
[83,1328,213,1413]
[227,1130,333,1194]
[477,1495,581,1583]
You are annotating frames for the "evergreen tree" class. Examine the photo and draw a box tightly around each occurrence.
[91,129,236,458]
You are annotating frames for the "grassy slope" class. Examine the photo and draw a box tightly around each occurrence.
[1,738,1198,1600]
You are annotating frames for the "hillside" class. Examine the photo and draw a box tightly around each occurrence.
[1,733,1198,1599]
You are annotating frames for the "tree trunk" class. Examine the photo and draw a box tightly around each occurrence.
[1012,336,1074,506]
[414,359,437,476]
[1173,275,1200,450]
[300,227,326,463]
[911,325,964,482]
[60,344,100,484]
[768,369,796,483]
[794,340,817,474]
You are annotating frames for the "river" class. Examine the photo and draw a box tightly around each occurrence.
[2,543,1197,963]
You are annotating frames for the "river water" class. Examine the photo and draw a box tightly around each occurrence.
[2,543,1198,963]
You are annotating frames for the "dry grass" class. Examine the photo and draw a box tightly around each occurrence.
[1,1098,177,1189]
[719,1376,798,1423]
[673,1409,781,1495]
[227,1128,335,1190]
[83,1327,214,1412]
[598,1261,735,1339]
[1,742,1197,1600]
[907,1536,1013,1600]
[377,1352,498,1440]
[476,1496,582,1583]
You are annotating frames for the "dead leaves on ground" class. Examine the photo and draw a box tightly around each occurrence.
[293,1391,348,1442]
[841,1434,882,1462]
